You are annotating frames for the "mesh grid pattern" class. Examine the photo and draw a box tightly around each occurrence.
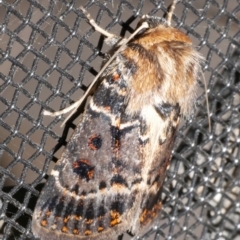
[0,0,240,239]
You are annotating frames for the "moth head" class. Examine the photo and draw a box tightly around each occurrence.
[139,15,168,28]
[137,0,178,29]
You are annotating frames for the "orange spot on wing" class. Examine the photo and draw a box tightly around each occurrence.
[98,226,104,232]
[87,169,94,180]
[112,183,127,190]
[140,209,148,223]
[73,159,95,181]
[74,159,90,165]
[110,210,121,227]
[64,215,70,223]
[113,140,120,153]
[88,134,102,150]
[104,106,111,111]
[140,201,162,226]
[84,230,92,235]
[62,226,68,233]
[112,72,120,81]
[115,118,121,127]
[73,229,79,235]
[41,219,47,227]
[86,219,93,224]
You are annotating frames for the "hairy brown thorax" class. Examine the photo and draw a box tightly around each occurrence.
[124,26,201,117]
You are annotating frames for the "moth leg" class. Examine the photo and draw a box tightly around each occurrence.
[167,0,178,25]
[43,100,82,117]
[44,20,149,126]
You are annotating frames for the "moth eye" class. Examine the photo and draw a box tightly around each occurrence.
[88,134,102,150]
[72,159,95,181]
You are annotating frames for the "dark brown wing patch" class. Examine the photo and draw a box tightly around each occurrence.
[73,159,95,181]
[88,134,102,150]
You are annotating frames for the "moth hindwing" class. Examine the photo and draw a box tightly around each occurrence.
[32,2,202,239]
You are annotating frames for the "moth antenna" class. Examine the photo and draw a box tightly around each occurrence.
[59,21,149,127]
[79,6,115,38]
[43,13,149,127]
[201,70,211,132]
[43,101,81,117]
[167,0,178,26]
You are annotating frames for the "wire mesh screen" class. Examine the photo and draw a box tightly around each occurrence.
[0,0,240,239]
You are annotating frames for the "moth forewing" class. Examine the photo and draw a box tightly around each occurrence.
[32,1,203,239]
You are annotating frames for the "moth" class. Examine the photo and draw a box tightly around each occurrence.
[32,0,203,239]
